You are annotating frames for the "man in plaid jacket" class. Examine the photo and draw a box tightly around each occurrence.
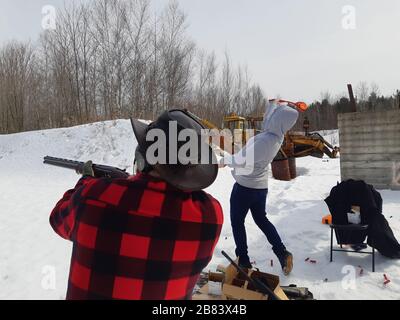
[50,110,223,300]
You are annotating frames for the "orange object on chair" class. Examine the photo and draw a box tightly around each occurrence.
[322,214,332,225]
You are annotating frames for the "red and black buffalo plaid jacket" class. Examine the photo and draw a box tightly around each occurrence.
[50,173,223,300]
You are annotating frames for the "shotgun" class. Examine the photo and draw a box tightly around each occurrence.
[43,156,129,179]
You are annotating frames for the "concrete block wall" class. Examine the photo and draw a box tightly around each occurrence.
[338,109,400,190]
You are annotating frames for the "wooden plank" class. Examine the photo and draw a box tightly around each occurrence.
[338,109,400,117]
[340,138,400,146]
[339,119,400,129]
[338,110,400,122]
[341,166,391,175]
[340,161,394,169]
[340,130,400,139]
[339,140,399,149]
[341,168,392,179]
[339,132,400,144]
[339,130,400,143]
[338,110,400,125]
[340,140,400,149]
[338,111,400,121]
[339,122,400,132]
[339,145,400,154]
[338,123,400,135]
[340,154,400,162]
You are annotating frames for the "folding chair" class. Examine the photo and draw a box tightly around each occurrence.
[330,224,375,272]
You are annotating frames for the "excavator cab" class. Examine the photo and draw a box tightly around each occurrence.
[246,116,264,135]
[223,113,246,131]
[222,113,254,148]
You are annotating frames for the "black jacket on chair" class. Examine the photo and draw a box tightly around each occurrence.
[325,180,400,259]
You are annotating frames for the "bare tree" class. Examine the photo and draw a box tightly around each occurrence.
[220,51,233,113]
[0,0,268,134]
[356,81,369,102]
[158,0,195,109]
[0,42,34,133]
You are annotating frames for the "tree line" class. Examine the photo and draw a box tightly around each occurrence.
[292,84,400,132]
[0,0,266,134]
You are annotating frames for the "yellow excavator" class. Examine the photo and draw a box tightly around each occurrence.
[187,102,340,159]
[279,132,340,159]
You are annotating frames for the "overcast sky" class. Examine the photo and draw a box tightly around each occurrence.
[1,0,399,102]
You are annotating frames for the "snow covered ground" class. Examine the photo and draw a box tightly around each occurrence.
[0,120,399,300]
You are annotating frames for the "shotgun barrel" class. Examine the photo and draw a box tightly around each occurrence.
[43,156,129,179]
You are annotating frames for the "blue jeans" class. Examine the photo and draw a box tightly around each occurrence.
[230,183,286,259]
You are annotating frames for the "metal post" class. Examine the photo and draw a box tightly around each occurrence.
[372,247,375,272]
[347,84,357,112]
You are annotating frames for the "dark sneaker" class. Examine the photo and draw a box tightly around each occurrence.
[238,256,252,269]
[278,250,293,276]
